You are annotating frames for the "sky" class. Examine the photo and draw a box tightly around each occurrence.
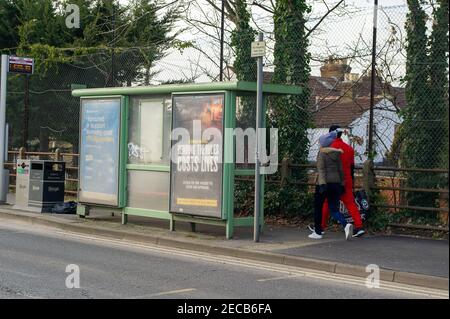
[118,0,411,85]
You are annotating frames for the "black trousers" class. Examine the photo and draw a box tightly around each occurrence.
[314,183,346,234]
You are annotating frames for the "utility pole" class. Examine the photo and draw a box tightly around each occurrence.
[23,75,29,147]
[111,2,116,87]
[219,0,225,81]
[368,0,378,158]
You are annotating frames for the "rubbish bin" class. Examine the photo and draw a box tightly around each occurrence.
[13,159,66,212]
[27,160,65,212]
[13,159,30,210]
[1,168,10,203]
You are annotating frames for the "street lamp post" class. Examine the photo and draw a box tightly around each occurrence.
[0,55,8,202]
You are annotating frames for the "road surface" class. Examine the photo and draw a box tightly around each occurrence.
[0,220,446,299]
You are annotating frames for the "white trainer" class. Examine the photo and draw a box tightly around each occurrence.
[344,223,354,241]
[308,232,323,239]
[307,224,325,235]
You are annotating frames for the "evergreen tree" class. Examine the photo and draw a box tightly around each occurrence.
[0,0,21,49]
[123,0,180,86]
[0,0,180,150]
[428,0,449,169]
[229,1,257,214]
[230,0,256,130]
[231,0,256,83]
[402,0,449,211]
[268,0,312,215]
[402,0,429,166]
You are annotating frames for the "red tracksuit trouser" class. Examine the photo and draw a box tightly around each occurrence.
[322,184,363,229]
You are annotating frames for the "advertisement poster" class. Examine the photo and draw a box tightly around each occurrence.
[170,94,224,218]
[79,98,121,206]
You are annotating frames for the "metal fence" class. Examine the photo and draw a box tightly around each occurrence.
[5,148,448,230]
[235,161,449,230]
[1,1,448,228]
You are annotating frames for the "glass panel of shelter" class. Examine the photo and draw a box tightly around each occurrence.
[127,95,172,212]
[128,95,172,165]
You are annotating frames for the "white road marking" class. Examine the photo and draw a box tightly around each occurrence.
[0,221,448,299]
[133,288,197,298]
[12,292,44,299]
[0,268,40,279]
[258,274,305,282]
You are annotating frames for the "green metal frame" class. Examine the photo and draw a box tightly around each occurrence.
[223,90,236,238]
[126,164,170,172]
[118,95,129,208]
[73,82,300,239]
[120,94,173,225]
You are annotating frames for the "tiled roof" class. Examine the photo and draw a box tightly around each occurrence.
[265,72,405,128]
[229,67,406,127]
[310,77,406,127]
[311,96,380,128]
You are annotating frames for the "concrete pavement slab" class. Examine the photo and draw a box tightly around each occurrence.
[274,236,449,278]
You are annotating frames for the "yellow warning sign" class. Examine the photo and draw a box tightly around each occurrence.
[176,198,218,207]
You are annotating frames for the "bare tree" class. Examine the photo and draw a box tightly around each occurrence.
[181,0,360,79]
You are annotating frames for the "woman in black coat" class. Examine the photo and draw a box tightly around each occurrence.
[309,131,353,240]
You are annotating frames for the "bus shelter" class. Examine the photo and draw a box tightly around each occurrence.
[72,81,301,239]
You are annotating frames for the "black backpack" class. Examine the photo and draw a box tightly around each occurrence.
[50,201,77,214]
[339,190,370,223]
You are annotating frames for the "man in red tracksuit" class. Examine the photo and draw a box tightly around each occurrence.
[321,125,365,237]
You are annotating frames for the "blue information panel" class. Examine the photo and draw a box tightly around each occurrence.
[79,98,121,206]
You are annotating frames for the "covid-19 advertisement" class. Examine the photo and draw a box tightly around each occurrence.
[170,94,224,218]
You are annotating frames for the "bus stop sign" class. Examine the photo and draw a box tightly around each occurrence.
[251,41,266,58]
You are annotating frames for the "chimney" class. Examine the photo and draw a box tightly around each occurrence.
[320,56,351,81]
[345,73,359,82]
[362,70,384,83]
[315,96,320,110]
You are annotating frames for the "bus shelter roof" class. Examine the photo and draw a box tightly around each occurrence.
[72,81,302,97]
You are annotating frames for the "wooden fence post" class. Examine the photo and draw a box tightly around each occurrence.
[19,147,26,159]
[54,148,61,161]
[439,192,449,226]
[280,157,291,186]
[363,160,375,197]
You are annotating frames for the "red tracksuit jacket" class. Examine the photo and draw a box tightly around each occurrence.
[321,137,363,229]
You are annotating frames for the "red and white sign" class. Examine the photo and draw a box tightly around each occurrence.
[8,56,34,75]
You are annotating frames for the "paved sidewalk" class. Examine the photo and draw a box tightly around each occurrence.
[0,204,448,291]
[275,236,449,278]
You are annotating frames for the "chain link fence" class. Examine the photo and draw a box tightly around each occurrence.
[1,0,448,229]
